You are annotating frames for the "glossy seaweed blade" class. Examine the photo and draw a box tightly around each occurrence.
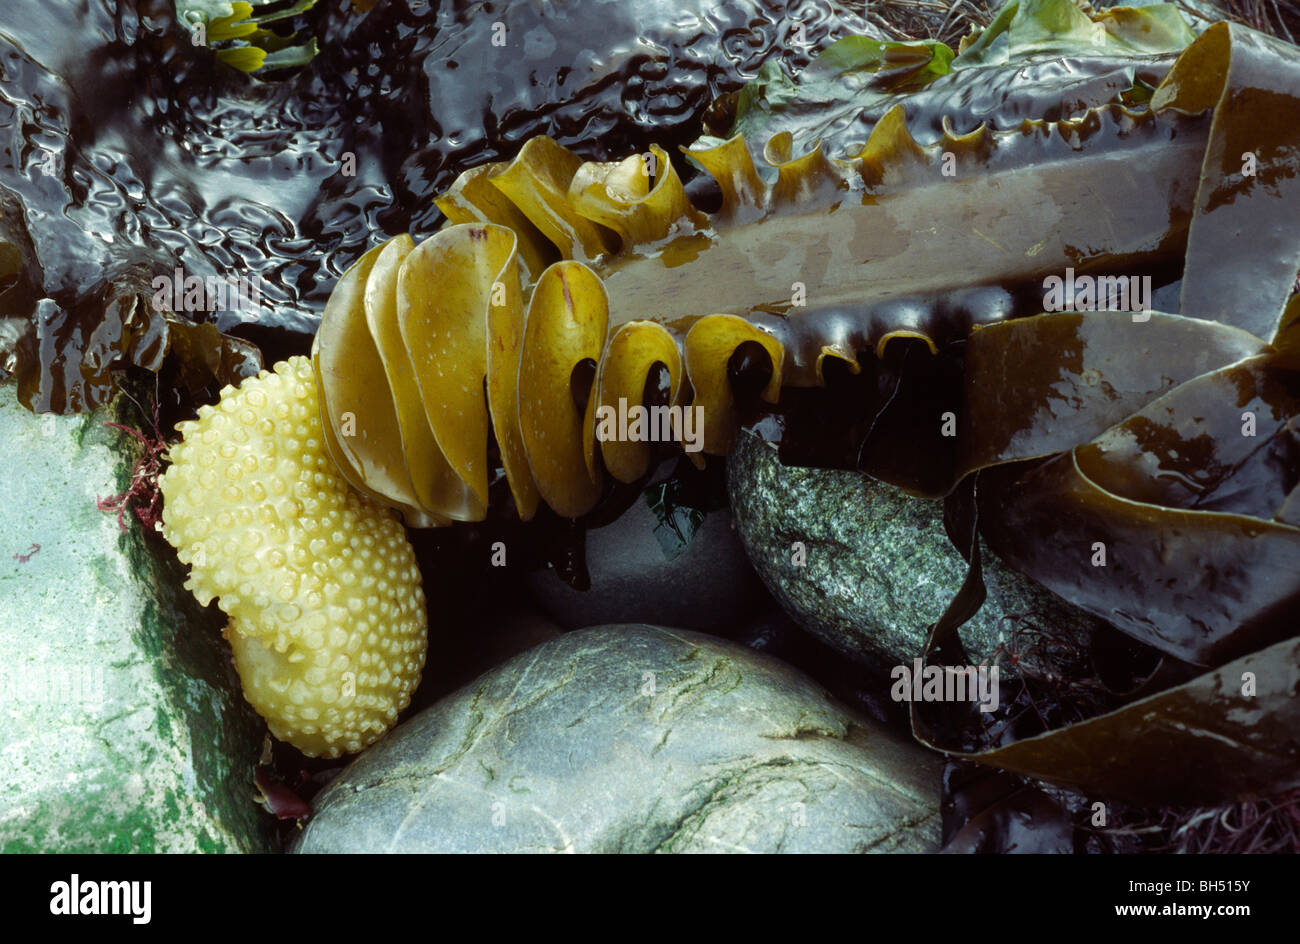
[885,20,1300,805]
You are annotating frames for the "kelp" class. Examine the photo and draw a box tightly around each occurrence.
[916,487,1300,805]
[313,9,1300,804]
[908,19,1300,804]
[313,11,1282,519]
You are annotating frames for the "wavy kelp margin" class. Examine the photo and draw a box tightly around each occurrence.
[313,17,1300,802]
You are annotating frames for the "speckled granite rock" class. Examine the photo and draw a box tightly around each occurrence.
[293,624,942,853]
[726,431,1103,668]
[0,384,271,852]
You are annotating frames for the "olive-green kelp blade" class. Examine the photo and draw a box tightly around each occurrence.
[600,100,1207,385]
[433,162,558,285]
[327,95,1216,520]
[490,136,619,262]
[888,22,1300,804]
[957,311,1269,481]
[365,235,468,524]
[928,625,1300,806]
[397,225,515,517]
[593,321,684,483]
[1152,22,1300,342]
[843,21,1300,682]
[910,481,1300,807]
[481,229,543,522]
[1078,355,1300,520]
[945,23,1300,669]
[567,145,706,246]
[683,314,785,455]
[978,355,1300,668]
[517,260,609,518]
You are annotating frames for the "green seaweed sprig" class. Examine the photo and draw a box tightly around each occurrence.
[727,0,1197,143]
[175,0,320,74]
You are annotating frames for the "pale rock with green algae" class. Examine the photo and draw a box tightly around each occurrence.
[726,431,1106,671]
[293,624,942,853]
[0,382,272,853]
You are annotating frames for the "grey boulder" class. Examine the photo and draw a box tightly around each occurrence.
[726,431,1102,670]
[294,624,942,853]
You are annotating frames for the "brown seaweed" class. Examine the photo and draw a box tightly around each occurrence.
[895,21,1300,804]
[917,511,1300,806]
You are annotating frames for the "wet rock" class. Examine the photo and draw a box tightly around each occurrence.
[0,385,271,852]
[293,624,942,853]
[726,431,1103,669]
[525,482,761,632]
